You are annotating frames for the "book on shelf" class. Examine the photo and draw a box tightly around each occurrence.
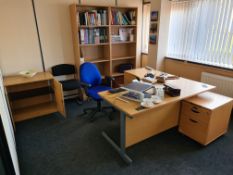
[111,35,121,42]
[78,10,107,26]
[79,28,107,44]
[111,10,136,25]
[80,29,85,44]
[119,28,128,41]
[111,28,134,42]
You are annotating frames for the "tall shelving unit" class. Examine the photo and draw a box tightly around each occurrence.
[70,4,138,85]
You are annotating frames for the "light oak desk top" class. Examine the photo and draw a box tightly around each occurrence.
[4,72,53,86]
[185,91,233,110]
[99,68,215,164]
[99,68,215,117]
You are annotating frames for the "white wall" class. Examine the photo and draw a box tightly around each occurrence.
[34,0,81,70]
[0,0,142,75]
[147,0,161,69]
[144,0,171,71]
[0,0,43,75]
[156,0,171,70]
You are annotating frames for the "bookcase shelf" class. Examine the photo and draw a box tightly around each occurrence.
[85,58,110,63]
[79,25,109,28]
[112,72,124,77]
[112,56,135,61]
[112,41,136,45]
[80,43,109,47]
[70,4,138,85]
[111,25,137,27]
[13,102,57,122]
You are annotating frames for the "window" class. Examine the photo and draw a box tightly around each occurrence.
[167,0,233,69]
[141,3,151,54]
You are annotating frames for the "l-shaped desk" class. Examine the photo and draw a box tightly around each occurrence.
[99,68,215,164]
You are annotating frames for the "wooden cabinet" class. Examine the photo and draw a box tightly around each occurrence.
[3,72,66,123]
[179,92,233,145]
[69,4,138,86]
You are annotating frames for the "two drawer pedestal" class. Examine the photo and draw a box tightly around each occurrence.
[179,92,233,145]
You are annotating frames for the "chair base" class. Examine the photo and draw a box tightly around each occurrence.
[64,94,83,105]
[82,101,114,122]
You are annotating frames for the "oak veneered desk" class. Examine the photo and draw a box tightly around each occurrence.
[4,72,66,123]
[99,68,215,164]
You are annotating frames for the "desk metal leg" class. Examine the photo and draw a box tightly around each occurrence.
[102,112,132,164]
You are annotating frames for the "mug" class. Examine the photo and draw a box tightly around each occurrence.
[142,98,154,107]
[151,95,162,104]
[155,87,164,100]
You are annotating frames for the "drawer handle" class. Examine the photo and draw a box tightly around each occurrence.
[191,107,200,113]
[189,119,198,123]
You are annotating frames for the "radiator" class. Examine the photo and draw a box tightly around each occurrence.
[201,72,233,97]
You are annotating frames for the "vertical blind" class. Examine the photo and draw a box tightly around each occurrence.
[167,0,233,69]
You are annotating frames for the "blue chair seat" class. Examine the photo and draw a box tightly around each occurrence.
[61,79,81,91]
[87,86,111,101]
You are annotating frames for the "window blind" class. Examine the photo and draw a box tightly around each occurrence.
[167,0,233,69]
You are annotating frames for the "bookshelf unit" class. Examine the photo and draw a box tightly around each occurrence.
[70,4,138,85]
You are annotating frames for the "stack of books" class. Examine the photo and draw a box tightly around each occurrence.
[111,10,136,25]
[111,28,134,42]
[78,10,108,26]
[111,35,121,42]
[79,28,108,44]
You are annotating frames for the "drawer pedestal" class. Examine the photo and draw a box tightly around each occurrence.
[179,92,233,145]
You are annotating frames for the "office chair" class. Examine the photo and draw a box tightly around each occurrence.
[80,62,114,122]
[51,64,82,103]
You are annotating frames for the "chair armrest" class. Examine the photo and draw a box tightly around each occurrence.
[80,82,92,88]
[103,76,115,87]
[80,82,92,95]
[105,76,115,81]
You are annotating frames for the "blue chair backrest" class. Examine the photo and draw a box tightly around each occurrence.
[80,62,102,87]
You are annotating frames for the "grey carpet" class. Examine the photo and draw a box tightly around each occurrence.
[15,100,233,175]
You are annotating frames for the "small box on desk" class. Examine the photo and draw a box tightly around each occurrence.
[164,84,181,97]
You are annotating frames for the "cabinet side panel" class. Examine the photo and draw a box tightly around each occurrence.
[52,79,66,117]
[207,102,233,144]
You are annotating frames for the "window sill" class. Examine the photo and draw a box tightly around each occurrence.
[165,57,233,71]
